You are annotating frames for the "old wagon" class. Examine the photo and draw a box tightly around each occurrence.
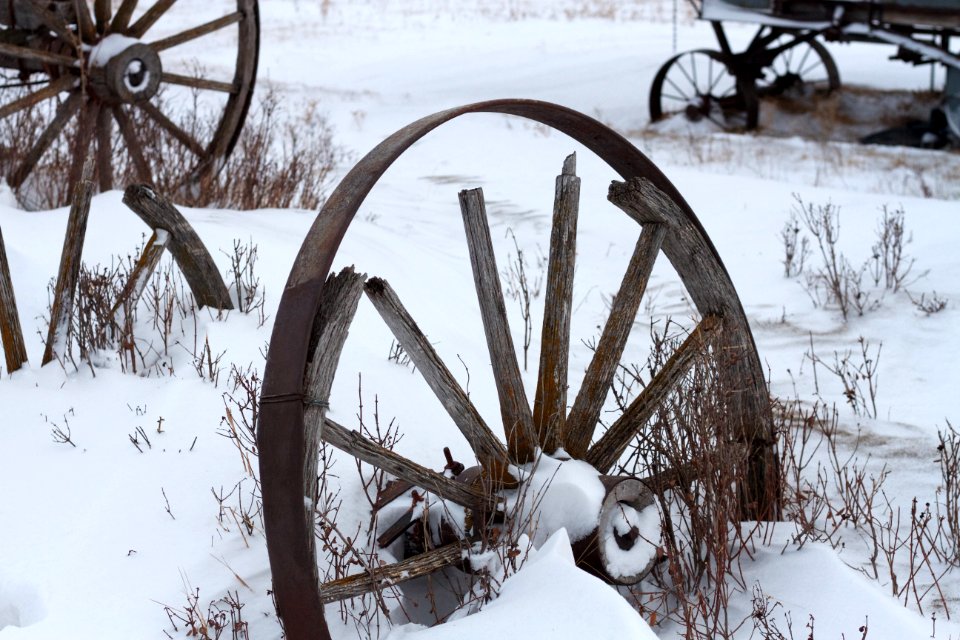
[0,0,259,205]
[649,0,960,141]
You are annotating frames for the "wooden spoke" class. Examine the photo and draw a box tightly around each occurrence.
[150,12,244,51]
[586,315,721,473]
[160,72,238,94]
[564,222,667,458]
[0,75,76,120]
[110,0,140,33]
[0,42,75,68]
[129,0,178,38]
[138,100,206,156]
[323,417,498,512]
[0,227,28,374]
[112,106,151,183]
[8,91,82,189]
[533,153,579,454]
[95,106,113,192]
[459,188,536,463]
[363,277,514,483]
[319,542,466,604]
[73,1,97,42]
[94,0,112,34]
[110,230,169,324]
[67,103,98,196]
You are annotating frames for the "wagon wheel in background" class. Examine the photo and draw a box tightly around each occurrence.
[257,100,779,640]
[649,49,758,131]
[753,36,840,99]
[0,0,259,206]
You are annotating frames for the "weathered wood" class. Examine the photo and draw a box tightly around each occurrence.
[42,160,94,366]
[150,12,244,51]
[459,188,537,464]
[0,42,75,68]
[95,107,113,193]
[533,154,579,454]
[586,315,721,473]
[0,226,27,374]
[319,542,466,604]
[322,417,498,512]
[608,178,779,519]
[110,0,139,32]
[161,72,237,95]
[0,74,75,120]
[129,0,178,38]
[113,107,151,184]
[303,267,365,523]
[363,277,514,485]
[564,222,667,458]
[73,0,96,42]
[8,91,82,190]
[121,185,233,310]
[67,104,97,199]
[138,101,206,156]
[110,230,170,323]
[94,0,111,33]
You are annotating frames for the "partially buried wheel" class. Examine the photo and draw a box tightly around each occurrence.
[649,49,758,131]
[258,100,779,639]
[754,35,840,99]
[0,0,259,207]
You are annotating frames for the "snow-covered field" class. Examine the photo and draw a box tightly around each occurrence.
[2,2,959,638]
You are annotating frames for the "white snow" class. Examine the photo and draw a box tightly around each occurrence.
[88,34,142,68]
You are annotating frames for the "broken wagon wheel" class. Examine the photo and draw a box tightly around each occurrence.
[649,49,759,131]
[257,99,778,640]
[0,0,259,206]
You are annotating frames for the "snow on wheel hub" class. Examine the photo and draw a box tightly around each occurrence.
[101,42,162,104]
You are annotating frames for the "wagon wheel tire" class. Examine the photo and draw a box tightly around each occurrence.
[258,100,779,639]
[0,0,259,206]
[649,49,759,131]
[756,37,840,99]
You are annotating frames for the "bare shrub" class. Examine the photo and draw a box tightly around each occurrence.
[161,587,250,640]
[870,205,917,292]
[937,421,960,565]
[501,228,544,371]
[779,211,810,278]
[806,336,881,419]
[908,290,948,316]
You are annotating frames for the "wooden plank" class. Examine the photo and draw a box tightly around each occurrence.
[121,185,233,310]
[322,417,498,512]
[110,230,169,324]
[533,153,579,454]
[319,542,465,604]
[363,277,514,484]
[42,160,95,366]
[585,315,721,473]
[564,222,667,458]
[459,188,536,464]
[0,226,28,374]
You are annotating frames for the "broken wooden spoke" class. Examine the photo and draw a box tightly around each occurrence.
[150,12,244,51]
[110,230,169,323]
[459,188,536,463]
[0,75,75,120]
[585,315,721,473]
[319,542,466,604]
[564,222,667,458]
[322,417,498,512]
[533,153,579,454]
[363,277,514,483]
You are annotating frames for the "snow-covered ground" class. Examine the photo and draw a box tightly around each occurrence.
[2,2,959,638]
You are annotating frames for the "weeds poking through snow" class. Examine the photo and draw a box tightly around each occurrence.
[806,336,881,419]
[223,239,266,323]
[780,211,810,278]
[501,228,544,371]
[161,587,250,640]
[909,290,948,315]
[937,421,960,565]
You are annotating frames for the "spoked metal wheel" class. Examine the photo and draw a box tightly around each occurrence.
[755,36,840,98]
[0,0,259,207]
[649,49,758,131]
[258,100,778,640]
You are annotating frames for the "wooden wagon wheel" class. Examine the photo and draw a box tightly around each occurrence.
[649,49,758,131]
[0,0,259,205]
[258,100,778,639]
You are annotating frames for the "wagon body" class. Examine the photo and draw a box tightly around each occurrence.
[700,0,960,29]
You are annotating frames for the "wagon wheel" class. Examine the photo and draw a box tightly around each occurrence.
[649,49,758,131]
[0,0,259,206]
[754,36,840,99]
[257,100,778,640]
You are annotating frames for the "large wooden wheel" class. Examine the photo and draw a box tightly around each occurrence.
[258,100,778,639]
[0,0,259,205]
[754,35,840,99]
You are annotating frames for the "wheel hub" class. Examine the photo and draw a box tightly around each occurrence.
[92,40,162,104]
